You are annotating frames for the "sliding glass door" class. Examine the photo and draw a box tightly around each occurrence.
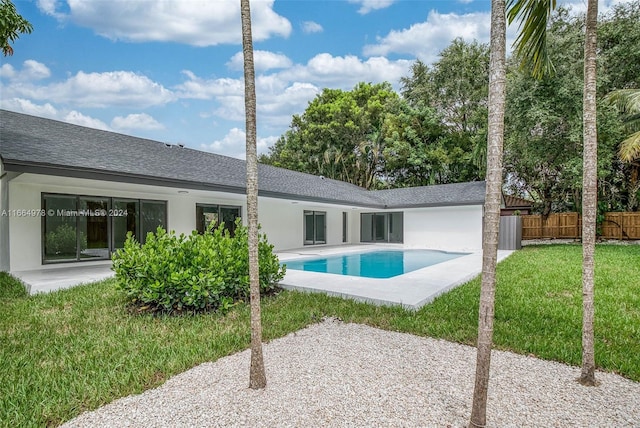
[78,197,110,260]
[196,204,241,236]
[112,199,139,249]
[304,210,326,245]
[42,194,167,263]
[43,194,78,262]
[360,212,403,243]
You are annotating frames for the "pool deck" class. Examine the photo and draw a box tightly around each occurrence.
[13,262,114,294]
[13,245,514,307]
[278,245,514,310]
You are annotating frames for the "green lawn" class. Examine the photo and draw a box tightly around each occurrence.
[1,244,638,427]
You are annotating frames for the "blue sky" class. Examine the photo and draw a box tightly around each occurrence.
[0,0,630,159]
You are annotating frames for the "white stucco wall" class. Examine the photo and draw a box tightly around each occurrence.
[257,197,355,250]
[5,172,482,271]
[402,205,483,251]
[6,174,248,271]
[5,173,358,271]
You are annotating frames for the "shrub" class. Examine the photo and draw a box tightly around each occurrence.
[111,219,285,314]
[45,224,87,256]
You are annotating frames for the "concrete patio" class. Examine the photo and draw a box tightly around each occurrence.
[278,245,514,310]
[13,262,114,294]
[11,245,514,307]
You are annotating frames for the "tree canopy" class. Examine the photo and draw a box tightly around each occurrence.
[261,1,640,211]
[0,0,33,56]
[261,42,489,189]
[504,4,639,212]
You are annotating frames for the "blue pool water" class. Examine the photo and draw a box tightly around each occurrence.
[283,249,469,279]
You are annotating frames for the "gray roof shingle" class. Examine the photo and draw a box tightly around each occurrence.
[370,182,486,208]
[0,109,484,209]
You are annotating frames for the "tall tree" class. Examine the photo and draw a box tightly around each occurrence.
[468,1,507,426]
[400,39,490,178]
[0,0,33,56]
[240,0,266,389]
[261,82,401,189]
[598,1,640,93]
[504,7,629,214]
[469,1,556,425]
[578,0,598,387]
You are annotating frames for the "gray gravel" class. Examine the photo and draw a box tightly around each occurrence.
[62,318,640,427]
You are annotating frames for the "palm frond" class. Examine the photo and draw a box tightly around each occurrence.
[605,89,640,161]
[507,0,557,79]
[603,89,640,115]
[618,131,640,163]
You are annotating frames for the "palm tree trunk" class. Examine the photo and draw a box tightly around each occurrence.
[579,0,598,387]
[468,0,506,426]
[240,0,266,390]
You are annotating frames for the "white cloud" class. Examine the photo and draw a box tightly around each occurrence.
[301,21,323,34]
[0,98,58,118]
[0,60,50,81]
[179,51,409,134]
[226,50,293,72]
[201,128,278,159]
[201,128,246,158]
[22,60,52,81]
[40,0,291,46]
[36,0,62,16]
[280,54,412,89]
[175,71,243,100]
[8,70,175,108]
[363,10,492,64]
[212,95,245,122]
[348,0,396,15]
[112,113,164,130]
[63,110,110,130]
[0,64,16,79]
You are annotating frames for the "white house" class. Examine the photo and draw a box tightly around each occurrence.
[0,109,485,272]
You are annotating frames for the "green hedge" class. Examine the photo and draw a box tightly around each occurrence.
[112,220,285,314]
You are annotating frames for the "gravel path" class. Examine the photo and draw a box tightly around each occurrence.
[62,319,640,427]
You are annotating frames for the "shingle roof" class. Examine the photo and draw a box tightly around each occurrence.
[370,181,486,208]
[0,109,484,209]
[503,194,533,209]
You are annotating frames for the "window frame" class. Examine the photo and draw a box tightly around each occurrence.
[303,210,327,245]
[41,193,167,264]
[195,203,242,236]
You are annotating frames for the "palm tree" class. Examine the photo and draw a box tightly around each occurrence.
[468,1,507,426]
[605,88,640,210]
[578,0,598,387]
[240,0,266,389]
[604,89,640,163]
[507,0,601,388]
[469,1,556,426]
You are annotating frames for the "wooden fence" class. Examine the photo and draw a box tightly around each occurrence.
[521,212,640,240]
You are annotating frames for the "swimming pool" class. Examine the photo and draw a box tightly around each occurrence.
[283,249,469,279]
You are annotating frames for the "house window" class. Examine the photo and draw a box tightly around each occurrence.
[196,204,241,236]
[140,200,168,243]
[304,210,326,245]
[342,212,348,243]
[42,193,167,263]
[360,212,403,243]
[112,199,139,249]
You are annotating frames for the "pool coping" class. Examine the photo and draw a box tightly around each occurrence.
[277,245,515,310]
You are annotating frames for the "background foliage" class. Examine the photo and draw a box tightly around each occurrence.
[260,2,640,212]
